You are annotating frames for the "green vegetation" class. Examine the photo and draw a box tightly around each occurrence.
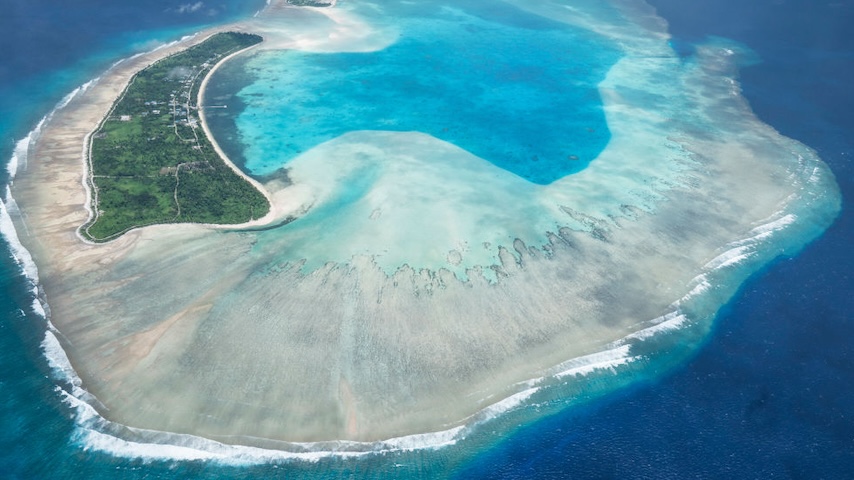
[82,32,268,241]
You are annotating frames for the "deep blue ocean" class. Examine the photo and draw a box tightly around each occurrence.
[1,0,851,478]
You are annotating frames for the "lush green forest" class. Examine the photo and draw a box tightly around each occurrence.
[82,32,269,241]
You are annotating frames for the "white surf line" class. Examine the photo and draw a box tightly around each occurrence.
[37,200,806,463]
[33,100,813,466]
[553,344,636,378]
[5,0,828,465]
[2,77,100,282]
[1,188,39,284]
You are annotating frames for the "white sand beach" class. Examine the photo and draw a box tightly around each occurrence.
[7,0,840,447]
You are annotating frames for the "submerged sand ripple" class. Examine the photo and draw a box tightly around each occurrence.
[8,0,840,445]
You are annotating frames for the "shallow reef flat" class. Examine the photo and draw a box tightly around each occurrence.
[8,0,840,450]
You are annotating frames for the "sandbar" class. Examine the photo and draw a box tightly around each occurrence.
[7,0,840,449]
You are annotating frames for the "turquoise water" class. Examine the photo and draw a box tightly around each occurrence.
[210,0,620,184]
[1,0,850,477]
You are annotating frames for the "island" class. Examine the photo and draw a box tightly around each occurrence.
[81,32,269,241]
[5,0,840,458]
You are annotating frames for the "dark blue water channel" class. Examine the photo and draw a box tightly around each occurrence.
[455,0,854,477]
[0,0,851,478]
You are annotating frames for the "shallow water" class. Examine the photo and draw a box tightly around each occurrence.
[208,0,620,184]
[8,0,837,448]
[0,0,850,477]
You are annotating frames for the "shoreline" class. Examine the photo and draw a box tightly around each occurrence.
[196,41,292,230]
[0,0,844,454]
[78,32,288,244]
[68,0,357,244]
[8,28,241,272]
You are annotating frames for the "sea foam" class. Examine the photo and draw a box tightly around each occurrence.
[0,0,844,464]
[553,345,635,379]
[1,187,39,286]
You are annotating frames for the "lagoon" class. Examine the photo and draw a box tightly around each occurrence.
[1,0,842,468]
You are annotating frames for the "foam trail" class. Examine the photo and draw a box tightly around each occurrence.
[0,47,469,464]
[42,199,812,462]
[62,398,467,464]
[0,187,39,284]
[79,430,224,462]
[6,136,28,178]
[4,0,840,463]
[60,346,649,464]
[5,78,97,179]
[477,388,540,418]
[749,213,796,238]
[681,279,712,302]
[30,298,46,320]
[47,345,542,464]
[45,352,468,463]
[380,426,465,451]
[679,212,802,306]
[42,330,87,399]
[626,312,688,341]
[55,79,98,111]
[6,119,43,177]
[58,376,539,463]
[41,307,472,463]
[63,387,530,465]
[553,345,634,379]
[703,245,752,270]
[2,77,103,292]
[725,213,798,248]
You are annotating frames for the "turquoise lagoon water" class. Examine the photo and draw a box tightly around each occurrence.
[0,0,848,477]
[205,0,620,184]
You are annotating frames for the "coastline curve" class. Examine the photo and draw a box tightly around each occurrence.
[1,0,842,458]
